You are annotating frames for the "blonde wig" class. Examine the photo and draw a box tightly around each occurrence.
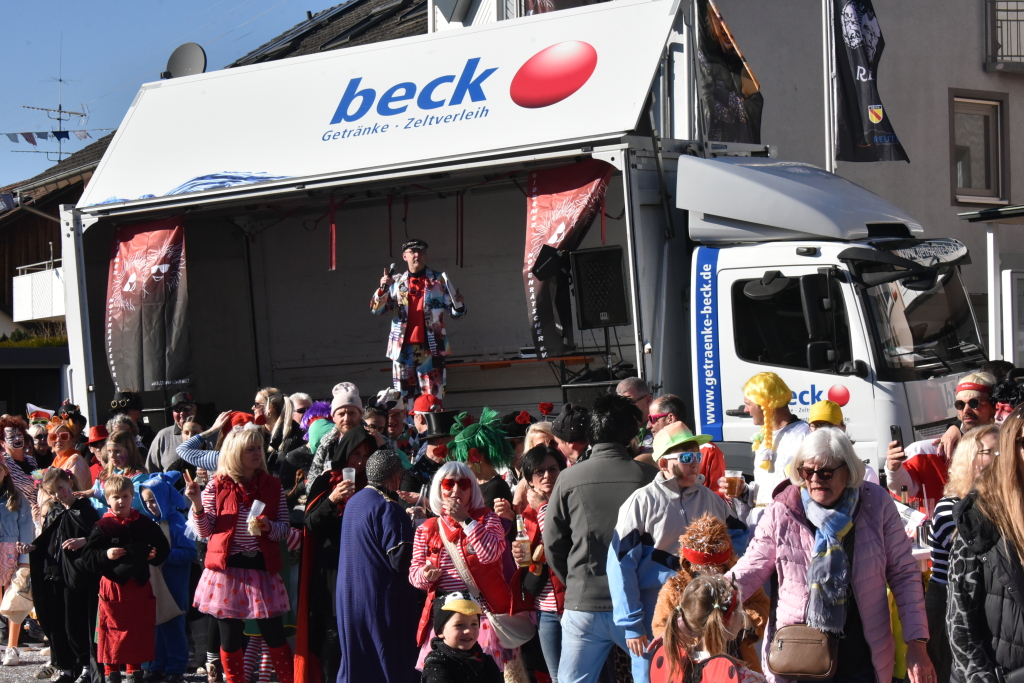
[743,372,792,452]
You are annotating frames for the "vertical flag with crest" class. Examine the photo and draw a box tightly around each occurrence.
[105,216,191,392]
[523,160,613,359]
[696,0,764,144]
[832,0,908,162]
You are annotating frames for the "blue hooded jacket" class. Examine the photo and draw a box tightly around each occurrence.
[139,472,198,609]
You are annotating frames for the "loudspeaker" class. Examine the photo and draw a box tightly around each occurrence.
[563,381,618,407]
[571,246,630,330]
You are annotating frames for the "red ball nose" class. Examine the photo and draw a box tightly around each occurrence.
[510,41,598,109]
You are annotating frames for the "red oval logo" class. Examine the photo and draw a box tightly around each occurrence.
[827,385,851,407]
[510,41,598,109]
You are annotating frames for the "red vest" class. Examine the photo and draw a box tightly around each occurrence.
[513,504,566,613]
[205,471,283,575]
[414,510,526,646]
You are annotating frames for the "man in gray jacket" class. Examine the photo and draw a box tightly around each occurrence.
[145,392,197,472]
[543,393,658,683]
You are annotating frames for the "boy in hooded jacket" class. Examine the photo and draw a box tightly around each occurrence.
[140,472,198,683]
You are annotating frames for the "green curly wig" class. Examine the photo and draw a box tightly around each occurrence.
[449,407,514,470]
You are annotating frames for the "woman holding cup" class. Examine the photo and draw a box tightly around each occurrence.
[298,425,378,683]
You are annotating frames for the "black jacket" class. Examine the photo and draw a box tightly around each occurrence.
[420,638,502,683]
[80,510,170,586]
[30,498,100,591]
[948,492,1024,683]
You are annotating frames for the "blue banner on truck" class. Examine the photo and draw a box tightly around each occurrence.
[695,246,722,441]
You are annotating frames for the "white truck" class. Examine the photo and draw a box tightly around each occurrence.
[59,0,982,470]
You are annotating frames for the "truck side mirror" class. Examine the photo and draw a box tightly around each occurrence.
[838,360,869,378]
[799,274,831,340]
[807,341,835,371]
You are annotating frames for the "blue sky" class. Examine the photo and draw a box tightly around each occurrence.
[0,0,317,188]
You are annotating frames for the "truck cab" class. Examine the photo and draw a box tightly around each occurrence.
[682,156,984,470]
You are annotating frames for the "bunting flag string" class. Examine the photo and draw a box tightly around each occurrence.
[1,128,112,143]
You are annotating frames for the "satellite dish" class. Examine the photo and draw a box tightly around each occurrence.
[161,43,207,80]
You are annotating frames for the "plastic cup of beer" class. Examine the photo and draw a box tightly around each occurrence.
[342,467,356,482]
[725,470,745,497]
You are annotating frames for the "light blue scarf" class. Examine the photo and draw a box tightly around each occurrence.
[801,486,859,633]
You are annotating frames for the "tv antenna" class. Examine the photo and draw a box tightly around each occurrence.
[13,33,89,162]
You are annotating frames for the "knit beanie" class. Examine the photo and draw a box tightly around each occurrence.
[331,382,362,416]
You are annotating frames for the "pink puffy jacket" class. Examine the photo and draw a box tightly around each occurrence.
[730,482,928,683]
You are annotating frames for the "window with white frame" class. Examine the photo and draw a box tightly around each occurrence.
[950,91,1008,204]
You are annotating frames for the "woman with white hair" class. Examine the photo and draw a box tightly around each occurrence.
[409,462,524,672]
[728,427,935,683]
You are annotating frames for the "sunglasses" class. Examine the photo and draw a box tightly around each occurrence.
[664,450,702,465]
[32,435,46,442]
[955,398,989,411]
[172,405,195,413]
[531,466,559,479]
[48,432,73,444]
[440,478,472,492]
[797,463,847,481]
[295,406,308,414]
[110,399,132,409]
[648,412,670,425]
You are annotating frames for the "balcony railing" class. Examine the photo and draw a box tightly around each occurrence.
[12,259,65,322]
[987,0,1024,71]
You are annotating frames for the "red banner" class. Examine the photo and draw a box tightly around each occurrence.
[105,216,190,392]
[523,159,613,358]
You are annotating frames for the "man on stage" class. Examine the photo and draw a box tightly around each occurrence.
[371,239,465,399]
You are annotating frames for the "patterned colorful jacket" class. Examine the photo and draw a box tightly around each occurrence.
[370,267,466,361]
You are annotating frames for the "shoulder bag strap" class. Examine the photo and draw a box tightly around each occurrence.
[438,522,485,604]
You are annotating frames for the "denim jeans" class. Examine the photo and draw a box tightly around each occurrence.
[538,610,562,683]
[559,610,651,683]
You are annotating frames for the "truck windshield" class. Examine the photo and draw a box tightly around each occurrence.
[863,266,985,382]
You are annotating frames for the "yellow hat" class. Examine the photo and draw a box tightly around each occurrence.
[440,591,482,617]
[808,400,843,425]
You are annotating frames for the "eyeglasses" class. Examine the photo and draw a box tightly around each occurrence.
[532,466,559,479]
[955,398,989,411]
[664,450,702,465]
[648,412,671,425]
[797,463,847,481]
[110,399,132,409]
[440,478,472,491]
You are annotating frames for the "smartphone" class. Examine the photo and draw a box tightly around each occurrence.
[889,425,904,450]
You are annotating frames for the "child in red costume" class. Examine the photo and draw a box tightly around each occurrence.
[80,475,170,683]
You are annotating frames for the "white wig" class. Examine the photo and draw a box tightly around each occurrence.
[429,461,485,517]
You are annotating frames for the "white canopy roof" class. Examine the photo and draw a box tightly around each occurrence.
[677,155,923,242]
[79,0,679,211]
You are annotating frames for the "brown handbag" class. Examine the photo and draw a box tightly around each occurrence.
[766,624,838,681]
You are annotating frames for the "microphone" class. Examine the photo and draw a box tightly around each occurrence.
[388,263,398,277]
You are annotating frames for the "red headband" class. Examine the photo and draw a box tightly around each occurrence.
[682,546,733,567]
[956,382,991,395]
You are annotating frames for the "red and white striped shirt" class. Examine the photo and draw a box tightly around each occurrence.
[534,503,558,612]
[193,476,290,554]
[409,511,506,610]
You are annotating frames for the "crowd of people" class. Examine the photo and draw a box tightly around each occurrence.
[0,358,1022,683]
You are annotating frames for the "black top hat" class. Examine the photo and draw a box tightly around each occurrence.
[111,391,144,412]
[422,411,459,441]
